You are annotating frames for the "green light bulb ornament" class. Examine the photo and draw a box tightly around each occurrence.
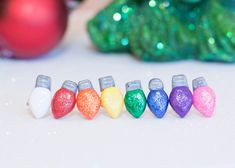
[87,0,235,62]
[124,80,146,118]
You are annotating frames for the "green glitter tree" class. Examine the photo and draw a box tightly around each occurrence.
[87,0,235,62]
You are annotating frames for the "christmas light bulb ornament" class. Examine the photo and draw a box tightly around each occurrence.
[169,75,193,118]
[52,80,77,119]
[99,76,124,119]
[147,78,169,118]
[124,80,146,119]
[28,75,52,119]
[193,77,216,117]
[77,80,101,120]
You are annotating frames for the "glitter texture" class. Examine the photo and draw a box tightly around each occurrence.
[77,89,101,120]
[193,86,216,117]
[169,86,193,118]
[101,87,124,119]
[87,0,235,62]
[147,90,168,118]
[52,88,76,119]
[124,89,146,118]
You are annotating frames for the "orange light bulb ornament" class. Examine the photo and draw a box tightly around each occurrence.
[76,80,101,120]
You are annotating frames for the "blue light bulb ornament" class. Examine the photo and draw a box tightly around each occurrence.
[147,78,169,118]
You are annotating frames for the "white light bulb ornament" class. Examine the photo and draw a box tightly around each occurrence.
[28,75,52,119]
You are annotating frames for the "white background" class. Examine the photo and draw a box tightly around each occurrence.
[0,2,235,168]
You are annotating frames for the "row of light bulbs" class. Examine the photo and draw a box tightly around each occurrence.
[28,74,216,120]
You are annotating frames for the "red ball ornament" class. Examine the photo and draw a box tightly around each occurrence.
[0,0,68,59]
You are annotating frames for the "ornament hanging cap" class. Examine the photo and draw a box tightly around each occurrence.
[35,75,51,91]
[62,80,78,93]
[149,78,164,90]
[172,74,188,88]
[192,77,207,91]
[99,76,115,91]
[78,80,93,91]
[126,80,142,91]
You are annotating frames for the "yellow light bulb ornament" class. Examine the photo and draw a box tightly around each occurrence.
[99,76,124,118]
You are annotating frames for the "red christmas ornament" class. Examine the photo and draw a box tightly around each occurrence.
[0,0,68,59]
[52,81,77,119]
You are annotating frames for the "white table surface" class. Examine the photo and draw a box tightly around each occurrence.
[0,3,235,168]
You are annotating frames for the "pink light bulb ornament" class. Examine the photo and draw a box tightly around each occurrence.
[192,77,216,118]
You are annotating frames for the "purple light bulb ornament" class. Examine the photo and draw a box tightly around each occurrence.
[169,75,193,118]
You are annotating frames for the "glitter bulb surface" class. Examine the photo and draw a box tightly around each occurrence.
[193,77,216,117]
[193,87,216,117]
[124,90,146,118]
[169,87,193,118]
[100,87,124,119]
[124,81,146,118]
[52,88,76,119]
[169,75,193,118]
[147,79,168,118]
[52,81,77,119]
[77,89,101,120]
